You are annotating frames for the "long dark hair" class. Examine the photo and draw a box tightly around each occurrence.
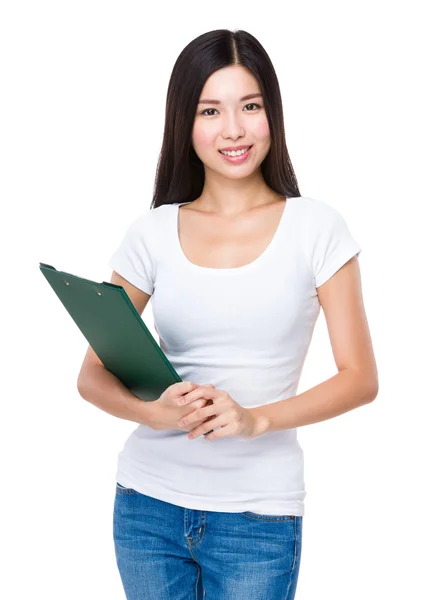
[151,29,301,209]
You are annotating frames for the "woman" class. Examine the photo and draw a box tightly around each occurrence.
[78,28,378,600]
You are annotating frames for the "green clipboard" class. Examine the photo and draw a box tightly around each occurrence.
[39,262,182,402]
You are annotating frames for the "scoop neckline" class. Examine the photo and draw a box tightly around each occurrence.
[173,197,289,274]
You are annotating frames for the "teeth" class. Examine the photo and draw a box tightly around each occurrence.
[220,146,250,156]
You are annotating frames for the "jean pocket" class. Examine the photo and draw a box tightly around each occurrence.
[240,511,296,522]
[116,482,137,494]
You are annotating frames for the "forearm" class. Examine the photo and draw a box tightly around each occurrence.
[77,365,156,427]
[250,369,378,436]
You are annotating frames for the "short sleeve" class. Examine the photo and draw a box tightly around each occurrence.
[310,201,362,288]
[108,213,155,295]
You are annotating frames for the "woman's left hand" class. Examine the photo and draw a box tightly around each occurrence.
[176,386,260,441]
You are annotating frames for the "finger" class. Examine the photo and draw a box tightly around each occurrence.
[188,419,221,439]
[192,383,215,394]
[184,419,202,431]
[178,404,217,429]
[185,399,206,414]
[186,413,215,430]
[178,401,205,430]
[178,381,198,394]
[179,385,216,406]
[203,426,224,440]
[191,420,230,440]
[186,415,213,430]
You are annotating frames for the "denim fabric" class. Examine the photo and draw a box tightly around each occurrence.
[113,482,303,599]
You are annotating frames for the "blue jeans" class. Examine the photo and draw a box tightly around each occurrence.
[113,482,303,599]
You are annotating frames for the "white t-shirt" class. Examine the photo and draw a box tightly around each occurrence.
[108,195,361,516]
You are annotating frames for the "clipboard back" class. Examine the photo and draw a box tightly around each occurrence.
[39,262,182,402]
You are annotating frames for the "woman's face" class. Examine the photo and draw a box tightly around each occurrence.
[192,65,271,179]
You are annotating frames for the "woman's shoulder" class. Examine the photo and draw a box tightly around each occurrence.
[288,195,350,228]
[127,203,173,229]
[288,195,340,215]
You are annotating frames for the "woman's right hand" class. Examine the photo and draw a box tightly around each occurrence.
[152,381,215,432]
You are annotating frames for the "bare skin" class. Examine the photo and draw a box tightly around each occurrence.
[177,193,287,270]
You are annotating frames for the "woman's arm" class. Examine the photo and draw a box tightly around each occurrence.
[251,256,378,434]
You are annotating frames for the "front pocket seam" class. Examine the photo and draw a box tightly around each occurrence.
[240,511,295,522]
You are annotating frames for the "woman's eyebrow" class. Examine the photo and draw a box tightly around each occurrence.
[198,93,263,105]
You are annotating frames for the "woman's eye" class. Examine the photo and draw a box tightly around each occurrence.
[244,103,261,111]
[201,108,218,116]
[200,103,261,116]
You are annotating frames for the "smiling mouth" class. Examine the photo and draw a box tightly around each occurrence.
[218,145,253,156]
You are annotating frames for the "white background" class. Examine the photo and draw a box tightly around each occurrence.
[2,1,440,598]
